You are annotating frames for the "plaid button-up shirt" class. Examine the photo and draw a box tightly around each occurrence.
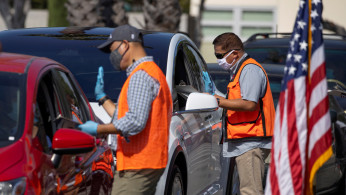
[111,56,160,142]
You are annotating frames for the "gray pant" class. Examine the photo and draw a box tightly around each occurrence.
[235,148,271,195]
[111,168,165,195]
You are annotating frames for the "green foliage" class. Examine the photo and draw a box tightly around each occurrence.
[179,0,190,13]
[48,0,69,27]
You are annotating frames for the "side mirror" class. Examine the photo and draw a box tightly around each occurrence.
[185,92,218,112]
[52,128,95,155]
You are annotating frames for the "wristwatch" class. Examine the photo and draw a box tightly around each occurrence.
[98,95,110,106]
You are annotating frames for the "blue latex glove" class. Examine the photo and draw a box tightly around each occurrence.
[95,66,106,101]
[78,121,98,136]
[202,71,215,95]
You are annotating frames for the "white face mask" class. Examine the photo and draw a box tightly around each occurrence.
[217,50,236,71]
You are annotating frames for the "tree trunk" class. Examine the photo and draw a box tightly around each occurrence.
[65,0,128,27]
[143,0,182,33]
[48,0,69,27]
[0,0,31,29]
[188,0,204,48]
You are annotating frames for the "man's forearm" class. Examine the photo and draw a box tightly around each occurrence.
[101,98,117,117]
[97,123,122,135]
[216,95,258,111]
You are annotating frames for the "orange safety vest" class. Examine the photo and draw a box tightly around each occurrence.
[116,61,172,171]
[226,58,275,140]
[92,148,114,178]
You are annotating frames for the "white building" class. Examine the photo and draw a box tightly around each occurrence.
[198,0,346,62]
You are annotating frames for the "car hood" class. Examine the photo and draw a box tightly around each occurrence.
[0,140,25,177]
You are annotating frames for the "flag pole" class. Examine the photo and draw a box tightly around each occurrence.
[305,0,312,194]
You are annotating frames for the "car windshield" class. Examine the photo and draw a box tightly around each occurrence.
[0,28,171,102]
[0,72,24,146]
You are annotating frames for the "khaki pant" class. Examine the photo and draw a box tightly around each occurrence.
[111,168,165,195]
[235,148,271,195]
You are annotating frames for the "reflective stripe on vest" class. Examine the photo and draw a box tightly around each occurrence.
[226,58,275,140]
[116,61,172,171]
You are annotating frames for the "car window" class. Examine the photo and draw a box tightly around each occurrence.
[33,102,52,154]
[186,45,215,94]
[245,47,287,64]
[0,72,24,145]
[173,46,192,112]
[183,44,204,92]
[34,73,58,153]
[52,70,90,123]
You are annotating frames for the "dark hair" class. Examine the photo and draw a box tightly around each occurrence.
[212,32,244,51]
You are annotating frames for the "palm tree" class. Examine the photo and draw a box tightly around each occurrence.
[0,0,31,29]
[65,0,128,27]
[99,0,128,27]
[142,0,182,33]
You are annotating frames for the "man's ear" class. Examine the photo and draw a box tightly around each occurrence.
[122,40,129,50]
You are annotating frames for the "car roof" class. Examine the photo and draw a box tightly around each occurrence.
[0,52,49,73]
[244,33,346,50]
[0,27,175,72]
[0,27,180,101]
[0,52,62,75]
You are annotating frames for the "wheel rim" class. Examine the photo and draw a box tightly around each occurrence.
[171,174,183,195]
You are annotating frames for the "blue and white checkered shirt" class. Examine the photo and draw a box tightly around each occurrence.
[111,56,160,141]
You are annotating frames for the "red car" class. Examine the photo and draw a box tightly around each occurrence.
[0,52,114,194]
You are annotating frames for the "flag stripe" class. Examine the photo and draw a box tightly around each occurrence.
[309,45,324,76]
[277,91,294,195]
[309,129,332,170]
[309,113,331,158]
[309,76,328,117]
[308,96,329,133]
[287,81,303,195]
[294,77,307,181]
[268,96,283,195]
[309,62,327,95]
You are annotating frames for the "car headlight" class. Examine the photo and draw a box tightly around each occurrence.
[0,177,26,195]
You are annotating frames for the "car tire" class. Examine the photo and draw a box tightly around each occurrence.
[166,165,185,195]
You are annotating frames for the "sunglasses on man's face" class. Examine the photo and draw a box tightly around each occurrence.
[214,49,239,59]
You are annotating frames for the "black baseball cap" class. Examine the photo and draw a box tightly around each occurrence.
[98,24,143,52]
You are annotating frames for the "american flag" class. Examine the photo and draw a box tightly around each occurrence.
[265,0,332,194]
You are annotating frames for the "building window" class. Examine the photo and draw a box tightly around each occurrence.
[242,11,273,22]
[200,6,276,62]
[202,26,233,38]
[201,6,276,41]
[203,10,233,21]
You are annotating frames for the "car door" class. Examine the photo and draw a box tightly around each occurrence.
[52,69,104,194]
[171,41,213,193]
[185,44,223,190]
[52,68,114,194]
[34,69,91,194]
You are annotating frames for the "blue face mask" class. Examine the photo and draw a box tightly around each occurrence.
[109,42,124,71]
